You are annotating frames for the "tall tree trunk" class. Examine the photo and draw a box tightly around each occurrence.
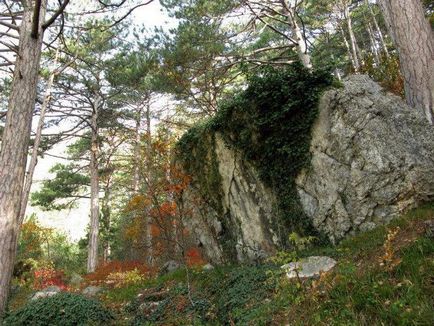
[378,0,434,124]
[365,0,389,58]
[19,49,60,225]
[280,0,312,69]
[339,25,356,70]
[145,102,154,266]
[0,1,47,317]
[366,21,380,65]
[87,96,101,273]
[132,107,143,193]
[101,182,111,263]
[345,4,361,71]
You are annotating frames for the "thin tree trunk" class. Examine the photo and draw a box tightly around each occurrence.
[379,0,434,124]
[365,0,389,58]
[145,102,154,266]
[345,4,361,71]
[280,0,312,69]
[101,183,111,263]
[0,1,47,317]
[19,49,60,225]
[87,96,101,273]
[339,24,356,70]
[132,107,142,193]
[366,21,380,65]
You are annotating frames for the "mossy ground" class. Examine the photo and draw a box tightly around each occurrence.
[94,203,433,325]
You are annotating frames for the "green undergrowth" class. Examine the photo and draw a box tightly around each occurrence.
[4,292,115,326]
[176,63,335,244]
[116,204,434,325]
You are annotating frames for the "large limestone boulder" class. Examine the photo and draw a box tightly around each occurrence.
[296,75,434,242]
[180,75,434,262]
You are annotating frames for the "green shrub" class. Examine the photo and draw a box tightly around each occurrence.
[4,292,115,326]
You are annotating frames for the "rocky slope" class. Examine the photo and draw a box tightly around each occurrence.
[178,75,434,263]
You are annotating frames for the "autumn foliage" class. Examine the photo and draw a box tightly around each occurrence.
[85,260,152,286]
[121,134,205,268]
[33,266,68,291]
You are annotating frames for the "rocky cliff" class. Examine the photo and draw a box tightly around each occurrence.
[177,74,434,263]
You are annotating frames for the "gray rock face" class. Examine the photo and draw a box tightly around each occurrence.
[181,75,434,262]
[182,133,281,263]
[282,256,337,279]
[296,75,434,242]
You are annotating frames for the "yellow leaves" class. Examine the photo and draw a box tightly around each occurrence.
[125,195,152,212]
[105,268,145,288]
[379,227,402,271]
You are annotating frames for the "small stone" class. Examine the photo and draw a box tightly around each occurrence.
[281,256,337,279]
[424,219,434,238]
[202,263,214,271]
[82,285,103,297]
[159,260,180,275]
[31,286,61,300]
[43,285,61,293]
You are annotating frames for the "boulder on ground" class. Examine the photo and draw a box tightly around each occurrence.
[281,256,337,279]
[82,285,103,297]
[31,286,61,300]
[159,260,181,275]
[202,263,214,271]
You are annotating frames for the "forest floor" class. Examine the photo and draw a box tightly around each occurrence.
[7,204,434,325]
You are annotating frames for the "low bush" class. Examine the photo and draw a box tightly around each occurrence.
[4,292,115,326]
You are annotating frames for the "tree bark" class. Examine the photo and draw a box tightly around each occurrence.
[378,0,434,124]
[101,181,111,263]
[0,1,47,318]
[87,96,101,273]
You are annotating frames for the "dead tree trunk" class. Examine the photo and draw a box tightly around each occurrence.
[0,1,47,317]
[379,0,434,124]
